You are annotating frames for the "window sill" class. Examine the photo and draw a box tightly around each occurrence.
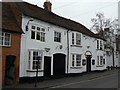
[70,67,82,69]
[96,65,104,67]
[71,45,82,47]
[26,69,44,72]
[0,45,11,47]
[96,49,103,51]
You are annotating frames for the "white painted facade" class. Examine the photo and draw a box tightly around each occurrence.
[118,1,120,67]
[20,15,106,78]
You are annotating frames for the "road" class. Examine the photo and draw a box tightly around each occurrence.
[3,69,119,89]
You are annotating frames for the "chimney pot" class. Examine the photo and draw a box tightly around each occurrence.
[43,0,52,12]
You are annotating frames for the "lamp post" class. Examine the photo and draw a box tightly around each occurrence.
[35,56,40,87]
[26,19,34,31]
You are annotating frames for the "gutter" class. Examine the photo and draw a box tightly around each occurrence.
[67,30,69,74]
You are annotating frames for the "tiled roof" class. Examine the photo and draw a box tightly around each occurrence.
[2,2,104,40]
[1,3,23,33]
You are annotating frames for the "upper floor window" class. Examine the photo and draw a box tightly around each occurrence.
[31,25,45,42]
[72,33,81,46]
[76,33,81,45]
[97,40,103,50]
[97,40,99,49]
[72,33,74,45]
[0,32,11,47]
[54,31,61,42]
[72,54,81,67]
[100,41,102,50]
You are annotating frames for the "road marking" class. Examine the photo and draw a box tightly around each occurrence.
[46,73,116,89]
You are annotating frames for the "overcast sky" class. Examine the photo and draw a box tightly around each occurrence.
[7,0,120,29]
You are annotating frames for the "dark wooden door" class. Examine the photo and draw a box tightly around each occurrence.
[53,54,66,76]
[86,55,91,72]
[44,56,51,77]
[5,55,16,85]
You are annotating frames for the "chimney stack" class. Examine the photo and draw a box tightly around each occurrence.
[43,0,52,12]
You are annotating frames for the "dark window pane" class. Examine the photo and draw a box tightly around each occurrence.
[31,31,35,39]
[32,26,35,29]
[37,27,40,31]
[37,32,40,40]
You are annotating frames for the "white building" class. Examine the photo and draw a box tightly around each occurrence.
[118,1,120,67]
[11,1,106,79]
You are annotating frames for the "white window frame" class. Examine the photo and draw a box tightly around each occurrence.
[72,54,82,67]
[100,40,103,50]
[72,32,82,46]
[54,31,61,42]
[97,40,99,49]
[0,32,11,47]
[76,33,81,45]
[28,50,43,70]
[31,25,46,42]
[97,56,103,66]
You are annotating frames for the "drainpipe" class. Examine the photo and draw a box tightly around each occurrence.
[67,30,69,74]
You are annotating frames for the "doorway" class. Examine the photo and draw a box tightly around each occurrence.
[5,55,16,85]
[86,55,92,72]
[53,54,66,76]
[44,56,51,77]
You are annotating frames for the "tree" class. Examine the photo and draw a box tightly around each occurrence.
[91,12,118,34]
[91,12,119,67]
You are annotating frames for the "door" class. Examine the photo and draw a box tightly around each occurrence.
[5,55,16,85]
[86,55,91,72]
[44,56,51,77]
[53,54,66,76]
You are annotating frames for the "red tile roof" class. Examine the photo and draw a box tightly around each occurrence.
[1,3,23,33]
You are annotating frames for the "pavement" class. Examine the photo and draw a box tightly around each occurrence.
[2,69,119,89]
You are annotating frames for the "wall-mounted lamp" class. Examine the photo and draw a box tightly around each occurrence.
[45,48,50,52]
[26,19,34,31]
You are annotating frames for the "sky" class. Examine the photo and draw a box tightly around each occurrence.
[2,0,119,29]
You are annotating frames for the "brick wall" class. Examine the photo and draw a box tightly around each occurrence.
[1,32,21,86]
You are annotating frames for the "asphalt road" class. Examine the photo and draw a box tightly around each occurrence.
[3,69,119,89]
[50,72,118,88]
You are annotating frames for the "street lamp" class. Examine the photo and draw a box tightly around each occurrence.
[26,19,34,31]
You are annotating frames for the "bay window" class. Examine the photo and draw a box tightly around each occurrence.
[72,54,82,67]
[28,50,43,70]
[72,33,81,46]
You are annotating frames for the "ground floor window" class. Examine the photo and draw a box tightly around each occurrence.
[97,56,103,66]
[28,50,43,70]
[72,54,82,67]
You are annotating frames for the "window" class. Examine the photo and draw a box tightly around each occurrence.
[72,54,81,67]
[72,33,81,46]
[100,41,102,50]
[72,33,74,44]
[97,40,99,49]
[29,50,43,70]
[54,31,61,42]
[0,32,11,47]
[97,56,103,66]
[100,56,103,65]
[76,33,81,45]
[97,56,99,65]
[97,40,103,50]
[31,25,45,42]
[72,54,75,67]
[76,54,81,66]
